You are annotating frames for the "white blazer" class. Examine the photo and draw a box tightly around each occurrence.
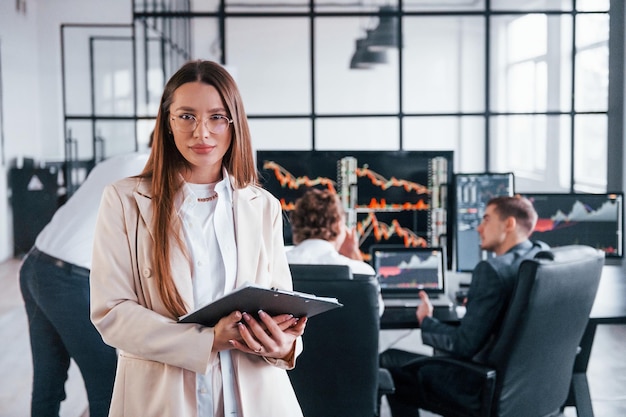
[90,176,303,417]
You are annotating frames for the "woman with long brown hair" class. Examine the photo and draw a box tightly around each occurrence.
[90,60,306,417]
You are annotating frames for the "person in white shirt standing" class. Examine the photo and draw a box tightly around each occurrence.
[19,150,150,417]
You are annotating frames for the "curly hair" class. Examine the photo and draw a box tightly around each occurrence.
[290,188,344,244]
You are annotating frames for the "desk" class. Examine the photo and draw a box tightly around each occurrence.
[379,265,626,417]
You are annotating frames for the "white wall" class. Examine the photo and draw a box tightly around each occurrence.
[0,0,130,261]
[0,1,41,261]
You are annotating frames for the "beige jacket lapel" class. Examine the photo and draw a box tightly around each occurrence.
[132,179,194,312]
[233,185,263,287]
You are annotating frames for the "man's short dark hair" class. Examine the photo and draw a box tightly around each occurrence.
[487,196,538,234]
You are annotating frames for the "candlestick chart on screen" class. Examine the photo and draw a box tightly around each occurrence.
[256,151,454,263]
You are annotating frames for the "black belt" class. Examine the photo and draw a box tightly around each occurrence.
[29,247,91,277]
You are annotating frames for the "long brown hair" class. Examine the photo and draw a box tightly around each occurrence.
[140,60,257,318]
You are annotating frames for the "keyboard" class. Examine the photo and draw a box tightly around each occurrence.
[380,307,419,326]
[380,305,463,328]
[383,298,422,308]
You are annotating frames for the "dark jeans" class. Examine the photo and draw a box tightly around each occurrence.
[381,348,489,417]
[19,249,117,417]
[380,349,427,417]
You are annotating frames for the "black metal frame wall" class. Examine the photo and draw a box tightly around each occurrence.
[59,1,623,195]
[132,1,620,193]
[607,0,624,192]
[60,23,137,195]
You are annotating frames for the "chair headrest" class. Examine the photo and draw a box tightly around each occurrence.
[533,250,554,260]
[532,244,605,264]
[288,264,353,281]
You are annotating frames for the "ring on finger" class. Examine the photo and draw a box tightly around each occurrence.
[254,346,263,353]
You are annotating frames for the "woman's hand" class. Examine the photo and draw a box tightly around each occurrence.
[213,311,245,352]
[229,310,307,359]
[213,311,302,353]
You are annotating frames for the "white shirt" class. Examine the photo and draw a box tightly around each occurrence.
[35,152,149,269]
[286,239,384,316]
[286,239,376,275]
[178,171,239,417]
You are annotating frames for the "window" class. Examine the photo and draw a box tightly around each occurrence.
[70,0,619,193]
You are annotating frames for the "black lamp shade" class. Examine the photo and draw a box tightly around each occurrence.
[366,5,401,50]
[349,38,388,69]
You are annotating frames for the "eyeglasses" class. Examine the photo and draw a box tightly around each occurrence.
[170,114,233,134]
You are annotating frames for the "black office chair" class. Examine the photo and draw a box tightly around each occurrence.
[386,245,605,417]
[287,264,394,417]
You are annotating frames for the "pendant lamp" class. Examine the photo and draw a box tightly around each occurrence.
[349,38,388,69]
[365,5,401,50]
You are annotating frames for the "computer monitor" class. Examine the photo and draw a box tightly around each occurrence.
[454,172,515,271]
[521,192,624,258]
[257,150,454,265]
[370,245,447,296]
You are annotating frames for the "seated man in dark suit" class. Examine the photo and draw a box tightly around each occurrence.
[379,196,548,416]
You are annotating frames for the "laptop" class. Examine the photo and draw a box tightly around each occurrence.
[370,245,453,308]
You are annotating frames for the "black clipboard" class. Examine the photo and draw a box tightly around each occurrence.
[178,282,343,326]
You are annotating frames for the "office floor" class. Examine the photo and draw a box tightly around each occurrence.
[0,257,88,417]
[1,257,624,417]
